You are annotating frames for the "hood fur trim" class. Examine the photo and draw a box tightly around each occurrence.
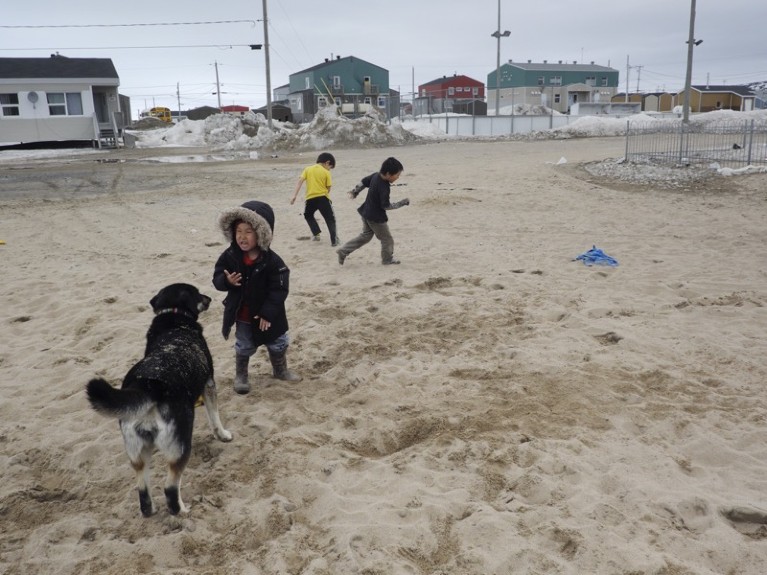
[218,207,273,251]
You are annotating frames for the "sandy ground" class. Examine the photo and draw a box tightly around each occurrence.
[1,137,766,575]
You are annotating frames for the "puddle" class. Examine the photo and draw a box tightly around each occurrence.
[137,151,260,163]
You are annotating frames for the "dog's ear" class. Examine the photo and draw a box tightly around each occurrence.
[149,285,171,312]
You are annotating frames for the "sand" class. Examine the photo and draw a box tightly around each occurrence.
[1,137,766,575]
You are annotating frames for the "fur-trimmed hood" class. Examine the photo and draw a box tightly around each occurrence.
[218,200,274,251]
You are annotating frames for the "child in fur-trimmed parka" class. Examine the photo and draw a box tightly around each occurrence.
[213,200,301,394]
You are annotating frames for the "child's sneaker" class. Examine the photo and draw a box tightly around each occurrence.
[337,249,346,265]
[312,234,321,242]
[383,258,401,265]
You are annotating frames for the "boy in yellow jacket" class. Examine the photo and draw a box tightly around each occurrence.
[290,152,339,246]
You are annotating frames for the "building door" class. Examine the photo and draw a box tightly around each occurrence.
[93,91,108,123]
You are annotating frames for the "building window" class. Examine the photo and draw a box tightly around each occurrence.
[601,77,608,86]
[332,76,341,88]
[363,97,372,105]
[0,93,20,116]
[554,94,561,103]
[47,92,83,116]
[585,76,595,86]
[377,96,386,107]
[448,87,455,95]
[537,76,545,86]
[549,76,562,86]
[305,77,311,90]
[318,96,327,107]
[472,87,479,96]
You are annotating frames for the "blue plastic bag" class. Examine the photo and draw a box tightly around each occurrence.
[574,245,618,267]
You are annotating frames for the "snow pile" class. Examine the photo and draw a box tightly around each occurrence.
[553,113,668,138]
[271,106,419,150]
[393,117,450,138]
[128,106,419,152]
[127,107,767,151]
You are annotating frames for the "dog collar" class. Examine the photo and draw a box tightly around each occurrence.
[155,307,197,320]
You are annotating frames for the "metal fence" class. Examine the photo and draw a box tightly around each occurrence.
[625,120,767,168]
[419,114,575,136]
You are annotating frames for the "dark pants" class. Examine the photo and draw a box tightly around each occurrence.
[304,196,337,243]
[337,216,395,263]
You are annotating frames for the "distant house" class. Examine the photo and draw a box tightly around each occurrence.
[185,106,220,121]
[611,92,674,113]
[612,92,644,105]
[221,104,250,117]
[415,74,485,115]
[272,83,290,104]
[286,55,391,122]
[253,103,293,123]
[642,92,675,112]
[0,54,127,147]
[674,85,758,113]
[610,92,676,113]
[487,60,619,114]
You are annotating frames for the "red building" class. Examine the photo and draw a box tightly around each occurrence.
[419,74,484,100]
[415,74,485,115]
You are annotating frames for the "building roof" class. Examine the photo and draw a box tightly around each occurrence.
[421,74,483,87]
[691,84,756,96]
[0,55,118,79]
[293,55,387,75]
[506,60,617,72]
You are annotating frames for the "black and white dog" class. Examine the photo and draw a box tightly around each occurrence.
[86,283,232,517]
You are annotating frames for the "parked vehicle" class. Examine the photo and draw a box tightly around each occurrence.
[140,106,172,123]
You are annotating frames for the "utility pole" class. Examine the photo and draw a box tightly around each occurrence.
[491,0,511,116]
[262,0,273,129]
[682,0,701,123]
[635,65,643,93]
[625,55,630,102]
[214,61,222,109]
[176,83,181,123]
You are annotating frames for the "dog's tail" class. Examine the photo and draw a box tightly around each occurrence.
[86,378,152,419]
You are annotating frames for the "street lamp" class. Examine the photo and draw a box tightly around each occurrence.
[491,0,510,117]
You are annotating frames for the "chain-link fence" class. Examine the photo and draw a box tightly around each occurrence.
[625,119,767,168]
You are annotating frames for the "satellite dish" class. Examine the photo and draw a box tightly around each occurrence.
[27,92,39,103]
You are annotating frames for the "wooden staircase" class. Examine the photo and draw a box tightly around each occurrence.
[98,128,119,149]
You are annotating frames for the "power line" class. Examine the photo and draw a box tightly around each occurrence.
[0,20,257,29]
[0,44,251,51]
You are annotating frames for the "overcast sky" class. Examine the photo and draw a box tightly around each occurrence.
[2,0,764,117]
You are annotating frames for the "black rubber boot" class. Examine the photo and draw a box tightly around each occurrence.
[268,348,302,382]
[234,354,250,394]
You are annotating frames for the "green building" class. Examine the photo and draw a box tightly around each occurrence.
[487,60,620,114]
[287,55,395,121]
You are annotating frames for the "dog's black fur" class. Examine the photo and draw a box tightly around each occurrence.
[86,283,232,517]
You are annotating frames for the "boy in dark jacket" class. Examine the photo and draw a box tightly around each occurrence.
[336,157,408,266]
[213,200,300,394]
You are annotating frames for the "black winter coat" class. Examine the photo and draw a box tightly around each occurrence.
[212,245,290,345]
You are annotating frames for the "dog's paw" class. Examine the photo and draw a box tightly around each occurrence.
[139,488,156,517]
[217,429,233,442]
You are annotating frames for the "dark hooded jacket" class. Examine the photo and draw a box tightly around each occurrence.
[212,201,290,345]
